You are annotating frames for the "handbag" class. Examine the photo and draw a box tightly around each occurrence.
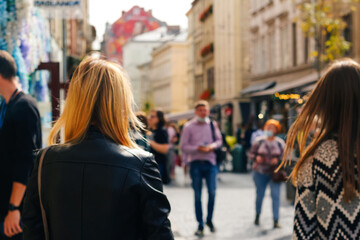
[37,147,50,240]
[210,121,226,164]
[260,140,288,183]
[271,166,288,183]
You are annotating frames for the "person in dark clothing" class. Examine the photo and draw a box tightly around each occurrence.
[242,122,254,172]
[235,123,242,144]
[133,111,150,151]
[0,50,42,240]
[148,109,170,184]
[21,57,173,240]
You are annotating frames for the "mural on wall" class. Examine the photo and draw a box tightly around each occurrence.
[105,6,166,64]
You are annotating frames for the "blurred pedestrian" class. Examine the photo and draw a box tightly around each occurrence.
[0,51,42,240]
[148,109,170,184]
[22,57,173,240]
[180,100,222,237]
[249,119,285,228]
[235,123,242,144]
[281,59,360,240]
[166,122,180,180]
[250,120,265,145]
[133,111,150,151]
[216,121,229,173]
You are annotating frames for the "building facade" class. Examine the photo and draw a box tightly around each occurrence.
[187,0,250,134]
[244,0,360,131]
[101,6,166,64]
[123,26,180,108]
[150,31,189,113]
[49,0,95,80]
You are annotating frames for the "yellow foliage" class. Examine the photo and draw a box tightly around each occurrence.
[310,51,319,57]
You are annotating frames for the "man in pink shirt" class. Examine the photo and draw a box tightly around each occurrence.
[180,100,222,237]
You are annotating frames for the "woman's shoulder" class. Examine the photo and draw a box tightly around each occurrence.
[274,136,285,147]
[297,155,315,187]
[297,139,339,187]
[313,139,339,165]
[45,139,153,170]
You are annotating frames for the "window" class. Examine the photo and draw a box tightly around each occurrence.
[261,36,266,73]
[195,76,203,99]
[280,24,289,69]
[343,13,352,56]
[256,38,261,73]
[292,23,297,67]
[252,37,259,74]
[268,31,275,71]
[207,67,214,90]
[304,36,309,64]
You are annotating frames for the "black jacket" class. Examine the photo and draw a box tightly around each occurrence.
[22,129,174,240]
[0,92,42,220]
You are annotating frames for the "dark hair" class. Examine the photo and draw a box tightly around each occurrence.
[0,50,17,80]
[152,109,166,129]
[282,58,360,202]
[135,111,148,135]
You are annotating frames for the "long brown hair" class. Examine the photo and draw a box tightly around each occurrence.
[49,57,141,148]
[281,59,360,202]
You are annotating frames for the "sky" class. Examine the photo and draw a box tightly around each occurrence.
[89,0,193,50]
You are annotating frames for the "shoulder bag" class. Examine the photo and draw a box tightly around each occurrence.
[210,121,226,164]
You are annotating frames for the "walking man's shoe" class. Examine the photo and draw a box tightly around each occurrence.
[206,221,216,232]
[254,214,260,226]
[274,219,281,229]
[194,226,204,237]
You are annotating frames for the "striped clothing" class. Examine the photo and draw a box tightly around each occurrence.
[293,139,360,240]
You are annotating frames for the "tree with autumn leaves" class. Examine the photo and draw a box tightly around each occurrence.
[297,0,359,79]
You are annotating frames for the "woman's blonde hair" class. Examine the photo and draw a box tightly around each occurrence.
[48,57,141,147]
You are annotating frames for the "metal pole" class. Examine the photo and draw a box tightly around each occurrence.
[62,19,67,83]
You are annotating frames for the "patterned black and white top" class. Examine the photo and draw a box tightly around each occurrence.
[293,139,360,240]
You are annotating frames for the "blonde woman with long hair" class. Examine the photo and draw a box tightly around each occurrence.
[281,59,360,240]
[21,57,174,240]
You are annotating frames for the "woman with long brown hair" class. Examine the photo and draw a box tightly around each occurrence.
[21,57,174,240]
[281,59,360,239]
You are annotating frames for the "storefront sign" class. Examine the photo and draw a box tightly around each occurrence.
[274,92,301,100]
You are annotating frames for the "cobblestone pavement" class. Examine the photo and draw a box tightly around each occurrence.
[164,168,294,240]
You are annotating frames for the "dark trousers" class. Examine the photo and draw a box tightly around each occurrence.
[0,233,22,240]
[190,161,217,228]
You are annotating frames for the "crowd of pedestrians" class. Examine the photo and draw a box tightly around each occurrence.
[1,51,360,240]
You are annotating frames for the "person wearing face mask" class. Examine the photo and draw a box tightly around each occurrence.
[180,100,223,237]
[249,119,285,229]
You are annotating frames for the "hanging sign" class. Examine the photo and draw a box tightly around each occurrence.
[34,0,83,19]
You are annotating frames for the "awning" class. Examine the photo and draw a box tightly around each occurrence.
[301,83,316,93]
[241,81,276,95]
[166,110,195,122]
[250,72,318,97]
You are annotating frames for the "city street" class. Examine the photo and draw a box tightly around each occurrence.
[165,168,294,240]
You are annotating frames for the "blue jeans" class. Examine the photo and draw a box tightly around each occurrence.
[253,171,281,220]
[190,161,217,228]
[158,162,170,184]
